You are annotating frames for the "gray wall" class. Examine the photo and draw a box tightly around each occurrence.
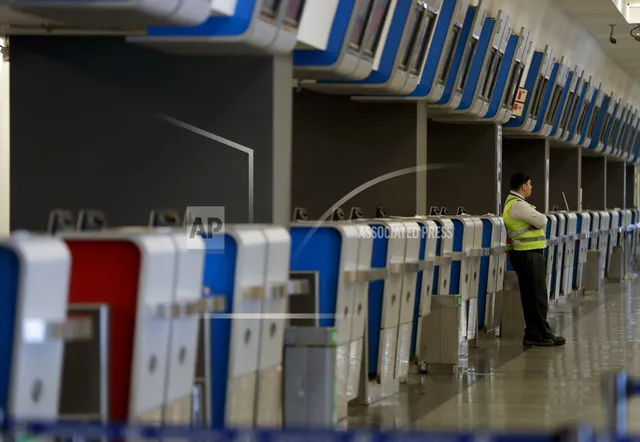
[292,90,422,219]
[10,36,291,230]
[427,122,500,215]
[581,156,606,210]
[626,164,635,209]
[549,147,580,211]
[502,138,546,211]
[606,160,626,209]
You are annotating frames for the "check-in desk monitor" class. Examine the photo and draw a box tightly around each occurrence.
[576,82,601,147]
[430,4,464,101]
[582,91,607,150]
[562,75,591,143]
[485,26,531,123]
[594,95,616,152]
[622,112,640,160]
[503,46,553,132]
[132,0,306,55]
[375,0,462,102]
[597,98,621,152]
[428,1,486,111]
[540,60,570,136]
[572,81,599,146]
[294,0,387,81]
[610,104,631,157]
[554,66,583,140]
[616,107,635,158]
[3,0,212,28]
[319,0,440,95]
[447,9,509,118]
[524,52,556,133]
[601,97,622,153]
[472,13,511,118]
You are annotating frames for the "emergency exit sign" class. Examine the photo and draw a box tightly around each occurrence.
[516,88,528,102]
[512,102,524,117]
[512,88,528,117]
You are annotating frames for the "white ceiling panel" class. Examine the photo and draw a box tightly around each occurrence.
[555,0,640,77]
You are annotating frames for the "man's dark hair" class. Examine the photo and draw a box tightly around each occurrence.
[510,172,531,191]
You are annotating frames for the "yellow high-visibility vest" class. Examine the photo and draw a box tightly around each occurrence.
[503,194,547,251]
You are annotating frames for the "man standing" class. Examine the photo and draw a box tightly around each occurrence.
[503,172,566,347]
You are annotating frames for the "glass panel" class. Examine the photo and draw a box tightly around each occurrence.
[261,0,282,18]
[398,8,421,71]
[362,0,391,57]
[529,77,548,119]
[349,0,373,51]
[608,119,620,146]
[599,113,611,144]
[559,91,575,131]
[456,39,477,92]
[437,25,460,83]
[481,50,501,100]
[409,11,436,75]
[504,63,524,108]
[586,106,599,138]
[284,0,306,26]
[546,85,562,124]
[576,101,589,134]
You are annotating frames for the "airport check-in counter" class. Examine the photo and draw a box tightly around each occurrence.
[130,0,308,55]
[553,66,584,140]
[545,214,558,300]
[309,0,443,95]
[477,216,507,334]
[0,233,91,421]
[503,45,555,134]
[428,0,489,114]
[289,220,369,420]
[0,0,213,28]
[598,211,612,279]
[574,212,591,293]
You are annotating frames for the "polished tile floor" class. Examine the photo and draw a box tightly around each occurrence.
[347,277,640,431]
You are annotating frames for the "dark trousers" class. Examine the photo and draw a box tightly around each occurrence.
[508,249,554,339]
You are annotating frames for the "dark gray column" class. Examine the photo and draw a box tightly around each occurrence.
[606,159,626,209]
[581,155,606,211]
[292,91,425,219]
[626,164,635,209]
[549,146,581,211]
[426,122,501,215]
[9,36,291,229]
[502,138,548,212]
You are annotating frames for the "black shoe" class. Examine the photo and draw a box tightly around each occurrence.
[550,335,566,346]
[522,336,555,347]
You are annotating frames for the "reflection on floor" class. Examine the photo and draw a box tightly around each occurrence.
[347,278,640,431]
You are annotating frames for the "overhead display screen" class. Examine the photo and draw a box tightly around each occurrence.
[285,0,306,26]
[349,0,373,50]
[437,26,460,83]
[363,0,391,57]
